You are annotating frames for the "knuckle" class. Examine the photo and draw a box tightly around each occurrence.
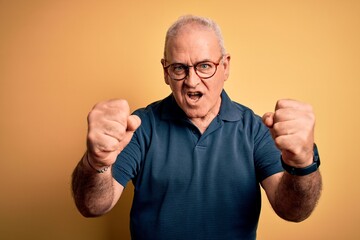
[273,110,284,123]
[276,99,285,106]
[97,142,117,153]
[276,99,288,109]
[107,99,129,111]
[274,137,283,149]
[308,109,315,120]
[306,103,313,111]
[87,131,98,144]
[272,122,281,132]
[95,137,119,152]
[92,99,129,113]
[291,144,303,156]
[303,111,315,126]
[87,111,98,124]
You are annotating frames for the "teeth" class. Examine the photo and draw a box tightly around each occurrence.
[188,92,201,96]
[187,92,202,101]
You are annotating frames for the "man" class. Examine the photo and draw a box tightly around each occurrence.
[72,15,322,239]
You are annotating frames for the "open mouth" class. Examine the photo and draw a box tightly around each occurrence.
[187,92,203,101]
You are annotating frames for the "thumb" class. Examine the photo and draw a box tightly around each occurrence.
[262,112,274,128]
[117,115,141,152]
[126,115,141,132]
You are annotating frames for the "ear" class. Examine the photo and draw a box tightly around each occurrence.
[161,59,170,85]
[222,54,231,81]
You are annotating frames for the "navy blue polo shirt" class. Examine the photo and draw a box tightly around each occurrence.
[113,90,282,240]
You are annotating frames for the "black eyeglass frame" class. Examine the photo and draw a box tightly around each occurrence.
[162,56,224,81]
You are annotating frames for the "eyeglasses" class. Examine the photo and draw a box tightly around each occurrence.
[163,56,224,81]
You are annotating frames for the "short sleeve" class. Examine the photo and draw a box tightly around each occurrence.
[253,116,283,182]
[112,110,147,187]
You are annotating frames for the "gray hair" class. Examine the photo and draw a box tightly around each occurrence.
[163,15,226,58]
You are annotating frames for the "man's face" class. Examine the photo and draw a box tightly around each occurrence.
[162,24,230,120]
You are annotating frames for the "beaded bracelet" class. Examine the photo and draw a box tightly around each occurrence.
[86,153,110,174]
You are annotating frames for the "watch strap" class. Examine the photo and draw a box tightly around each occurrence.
[281,144,321,176]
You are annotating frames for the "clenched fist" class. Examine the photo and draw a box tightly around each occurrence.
[262,99,315,168]
[86,99,141,169]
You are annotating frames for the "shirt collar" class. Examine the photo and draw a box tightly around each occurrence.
[161,90,243,122]
[218,90,243,122]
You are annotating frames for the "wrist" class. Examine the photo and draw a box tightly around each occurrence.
[84,152,111,174]
[281,144,321,176]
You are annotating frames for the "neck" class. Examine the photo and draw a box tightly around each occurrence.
[189,97,221,134]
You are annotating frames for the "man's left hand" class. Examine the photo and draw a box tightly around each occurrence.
[262,99,315,168]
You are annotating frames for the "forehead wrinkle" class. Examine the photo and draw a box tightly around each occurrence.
[166,43,217,65]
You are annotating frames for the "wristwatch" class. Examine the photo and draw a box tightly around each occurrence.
[281,144,321,176]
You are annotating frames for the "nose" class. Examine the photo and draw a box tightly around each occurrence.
[184,67,201,87]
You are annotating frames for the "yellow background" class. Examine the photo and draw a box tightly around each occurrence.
[1,0,359,239]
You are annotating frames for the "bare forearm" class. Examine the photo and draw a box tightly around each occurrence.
[274,170,322,222]
[71,153,115,217]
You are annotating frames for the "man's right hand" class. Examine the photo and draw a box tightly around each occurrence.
[86,99,141,169]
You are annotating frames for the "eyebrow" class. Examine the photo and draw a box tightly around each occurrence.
[169,58,214,66]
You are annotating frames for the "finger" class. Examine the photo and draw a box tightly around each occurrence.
[127,115,141,132]
[275,99,312,111]
[117,115,141,151]
[272,134,295,152]
[118,129,136,152]
[262,112,274,128]
[273,134,311,159]
[99,99,130,114]
[93,99,131,123]
[273,108,297,123]
[275,99,298,111]
[88,132,121,154]
[272,121,295,138]
[101,120,127,142]
[102,115,140,142]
